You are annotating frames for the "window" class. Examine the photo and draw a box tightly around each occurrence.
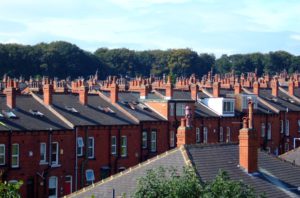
[196,128,200,143]
[77,137,84,156]
[267,123,272,140]
[40,143,47,164]
[170,131,175,147]
[11,144,19,168]
[0,144,5,165]
[285,120,289,136]
[223,101,234,113]
[111,136,117,155]
[176,103,186,116]
[298,120,300,132]
[121,136,127,157]
[88,137,94,159]
[226,127,231,143]
[142,131,147,149]
[219,127,223,142]
[203,127,208,143]
[151,131,157,152]
[49,176,57,198]
[51,142,59,166]
[261,123,265,138]
[169,103,174,116]
[280,120,284,133]
[85,169,95,184]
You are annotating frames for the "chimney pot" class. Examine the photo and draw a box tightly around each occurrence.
[288,80,294,96]
[271,79,278,97]
[213,82,220,97]
[253,81,260,95]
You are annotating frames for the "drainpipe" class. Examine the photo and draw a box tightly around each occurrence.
[140,124,143,162]
[74,126,78,191]
[81,126,88,188]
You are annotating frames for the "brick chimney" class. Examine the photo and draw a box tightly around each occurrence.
[239,101,258,173]
[140,80,150,99]
[234,82,241,95]
[43,83,53,106]
[288,80,294,96]
[213,82,220,97]
[190,83,198,100]
[78,85,88,105]
[253,81,260,96]
[271,78,278,97]
[6,79,16,109]
[165,76,173,100]
[177,118,195,147]
[110,76,119,104]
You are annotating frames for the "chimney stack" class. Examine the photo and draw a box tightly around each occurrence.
[165,76,173,100]
[288,79,294,96]
[271,78,278,97]
[6,79,16,109]
[43,82,53,106]
[177,118,195,147]
[239,100,258,173]
[234,82,241,95]
[213,82,220,97]
[79,85,88,105]
[110,76,119,104]
[253,81,260,96]
[190,83,198,100]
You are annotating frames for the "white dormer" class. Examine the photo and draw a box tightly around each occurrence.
[201,97,235,117]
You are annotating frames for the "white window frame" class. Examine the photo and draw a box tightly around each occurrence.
[51,142,59,166]
[280,120,284,133]
[267,123,272,140]
[40,143,47,164]
[11,143,19,168]
[226,127,231,143]
[285,120,290,136]
[151,131,157,152]
[176,103,186,116]
[49,176,58,198]
[121,136,127,157]
[196,128,200,143]
[88,137,94,159]
[223,101,234,114]
[0,144,5,165]
[77,137,84,157]
[203,127,208,143]
[170,131,175,147]
[261,123,265,138]
[219,127,223,142]
[142,131,147,149]
[111,136,117,155]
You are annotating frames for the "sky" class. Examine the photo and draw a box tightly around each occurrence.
[0,0,300,57]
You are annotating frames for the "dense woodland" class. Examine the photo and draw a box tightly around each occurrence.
[0,41,299,79]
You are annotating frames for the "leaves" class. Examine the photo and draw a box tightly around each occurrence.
[0,180,23,198]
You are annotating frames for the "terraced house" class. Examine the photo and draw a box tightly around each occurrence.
[0,70,300,197]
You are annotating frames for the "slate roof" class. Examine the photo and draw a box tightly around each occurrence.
[69,143,300,198]
[279,147,300,167]
[38,93,137,126]
[258,88,300,112]
[68,148,187,198]
[187,144,300,198]
[0,94,70,131]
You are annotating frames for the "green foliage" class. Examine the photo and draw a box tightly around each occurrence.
[133,167,260,198]
[0,180,23,198]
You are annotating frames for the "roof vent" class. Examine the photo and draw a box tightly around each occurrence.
[137,103,151,111]
[105,107,115,114]
[288,98,295,103]
[65,106,79,113]
[29,109,44,117]
[2,110,17,119]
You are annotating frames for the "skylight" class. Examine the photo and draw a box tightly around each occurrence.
[29,109,44,117]
[65,106,79,113]
[2,110,17,119]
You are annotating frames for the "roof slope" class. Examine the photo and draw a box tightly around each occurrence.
[279,147,300,167]
[68,148,187,198]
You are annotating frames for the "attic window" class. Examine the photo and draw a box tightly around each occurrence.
[65,106,79,113]
[2,110,17,119]
[29,109,44,117]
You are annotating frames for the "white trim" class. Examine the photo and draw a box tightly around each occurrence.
[142,131,147,149]
[0,144,5,165]
[203,127,208,143]
[111,136,117,155]
[151,131,157,152]
[40,142,47,164]
[51,142,59,165]
[121,136,127,157]
[49,176,58,198]
[11,143,19,168]
[88,137,94,159]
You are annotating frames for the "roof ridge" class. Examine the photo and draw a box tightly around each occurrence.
[66,147,182,198]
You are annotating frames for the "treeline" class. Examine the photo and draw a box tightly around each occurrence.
[0,41,299,79]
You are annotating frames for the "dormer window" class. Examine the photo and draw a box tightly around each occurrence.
[2,110,17,119]
[29,109,44,117]
[223,101,234,114]
[65,106,78,113]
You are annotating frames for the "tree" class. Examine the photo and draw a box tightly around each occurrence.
[0,180,23,198]
[133,166,260,198]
